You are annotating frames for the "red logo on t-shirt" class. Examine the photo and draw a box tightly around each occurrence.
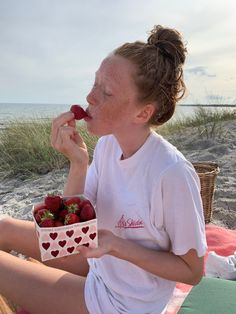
[115,214,144,229]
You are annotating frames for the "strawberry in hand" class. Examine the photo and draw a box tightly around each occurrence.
[70,104,88,120]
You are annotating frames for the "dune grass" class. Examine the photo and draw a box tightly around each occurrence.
[0,107,235,178]
[0,119,98,179]
[158,106,236,138]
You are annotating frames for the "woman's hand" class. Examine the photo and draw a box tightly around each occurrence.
[77,230,119,258]
[51,111,89,165]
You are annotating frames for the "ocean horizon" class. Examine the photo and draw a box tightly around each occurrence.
[0,102,235,125]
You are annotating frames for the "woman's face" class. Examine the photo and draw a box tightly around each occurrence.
[86,54,143,137]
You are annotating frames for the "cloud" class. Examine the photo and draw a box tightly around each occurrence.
[186,66,216,77]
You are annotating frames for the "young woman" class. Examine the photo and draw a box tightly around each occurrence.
[0,25,207,314]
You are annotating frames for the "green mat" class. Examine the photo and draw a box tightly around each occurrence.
[178,277,236,314]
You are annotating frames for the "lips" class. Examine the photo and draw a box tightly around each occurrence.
[85,108,92,120]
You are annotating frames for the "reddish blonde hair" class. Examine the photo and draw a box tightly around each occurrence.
[114,25,187,126]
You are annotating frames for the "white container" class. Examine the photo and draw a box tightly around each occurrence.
[32,206,98,261]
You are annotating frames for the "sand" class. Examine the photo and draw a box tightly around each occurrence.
[0,119,236,229]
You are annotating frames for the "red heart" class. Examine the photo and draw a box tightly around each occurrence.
[42,242,50,250]
[83,243,89,247]
[51,250,59,257]
[58,240,66,247]
[49,232,58,240]
[67,247,75,253]
[74,237,82,244]
[89,233,97,240]
[66,230,74,237]
[82,227,89,234]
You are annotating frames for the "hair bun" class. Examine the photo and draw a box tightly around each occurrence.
[147,25,187,64]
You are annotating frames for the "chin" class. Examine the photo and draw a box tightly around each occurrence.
[86,121,112,137]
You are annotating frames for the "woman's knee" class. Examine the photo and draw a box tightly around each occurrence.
[0,216,14,252]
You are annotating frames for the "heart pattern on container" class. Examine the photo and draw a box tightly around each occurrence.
[51,250,59,257]
[89,233,96,240]
[42,242,50,250]
[66,230,74,237]
[82,227,89,234]
[58,240,66,247]
[38,221,98,261]
[49,232,58,240]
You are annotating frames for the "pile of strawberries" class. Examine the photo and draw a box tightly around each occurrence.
[33,194,96,228]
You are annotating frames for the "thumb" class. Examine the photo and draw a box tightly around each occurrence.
[76,244,105,258]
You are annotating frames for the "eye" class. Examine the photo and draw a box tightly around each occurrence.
[103,87,113,96]
[104,91,113,97]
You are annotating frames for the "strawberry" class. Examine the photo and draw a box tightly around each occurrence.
[33,203,47,218]
[64,213,80,225]
[80,199,92,209]
[58,208,69,222]
[64,196,81,208]
[70,104,88,120]
[44,194,62,213]
[67,204,80,215]
[54,220,64,227]
[80,204,96,222]
[34,208,54,224]
[64,196,81,215]
[39,218,55,228]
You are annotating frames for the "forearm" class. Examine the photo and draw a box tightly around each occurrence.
[111,237,203,285]
[63,162,88,196]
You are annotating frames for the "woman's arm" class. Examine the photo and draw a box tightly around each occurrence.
[111,234,204,285]
[78,230,204,286]
[50,111,89,196]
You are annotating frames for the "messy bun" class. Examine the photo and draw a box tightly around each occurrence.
[114,25,187,126]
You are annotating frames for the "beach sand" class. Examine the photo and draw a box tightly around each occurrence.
[0,119,236,229]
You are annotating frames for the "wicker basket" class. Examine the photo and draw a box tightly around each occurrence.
[192,162,220,223]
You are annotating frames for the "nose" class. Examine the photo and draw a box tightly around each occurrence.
[86,88,96,106]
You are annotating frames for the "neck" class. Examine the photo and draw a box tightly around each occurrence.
[116,127,151,160]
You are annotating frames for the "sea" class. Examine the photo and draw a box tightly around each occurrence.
[0,102,235,127]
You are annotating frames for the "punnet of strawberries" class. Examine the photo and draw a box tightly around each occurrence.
[33,194,96,228]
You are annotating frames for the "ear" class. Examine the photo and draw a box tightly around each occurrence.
[134,104,156,124]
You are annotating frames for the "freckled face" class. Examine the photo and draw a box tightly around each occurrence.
[86,54,141,137]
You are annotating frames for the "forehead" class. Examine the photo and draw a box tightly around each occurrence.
[96,55,136,86]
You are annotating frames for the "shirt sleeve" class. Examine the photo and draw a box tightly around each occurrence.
[161,161,207,257]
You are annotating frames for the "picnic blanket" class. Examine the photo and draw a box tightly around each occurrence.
[165,224,236,314]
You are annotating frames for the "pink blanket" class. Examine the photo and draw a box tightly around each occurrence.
[165,224,236,314]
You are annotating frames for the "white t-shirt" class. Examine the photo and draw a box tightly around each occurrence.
[84,132,207,314]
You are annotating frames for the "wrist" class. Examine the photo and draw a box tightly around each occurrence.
[70,160,88,172]
[110,235,128,258]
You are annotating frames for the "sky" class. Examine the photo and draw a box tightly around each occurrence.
[0,0,236,105]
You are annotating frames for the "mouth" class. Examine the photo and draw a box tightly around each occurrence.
[84,108,92,120]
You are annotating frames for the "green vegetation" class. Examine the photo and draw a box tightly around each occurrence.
[0,107,235,178]
[0,119,98,179]
[158,106,236,138]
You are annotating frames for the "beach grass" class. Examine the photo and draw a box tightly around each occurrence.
[0,119,98,179]
[0,107,235,178]
[158,106,236,137]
